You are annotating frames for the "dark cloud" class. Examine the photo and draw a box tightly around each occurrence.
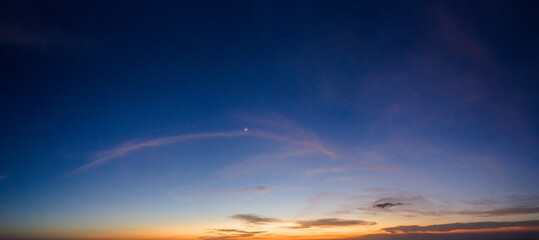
[229,214,280,225]
[359,196,436,216]
[290,218,376,229]
[374,202,403,209]
[346,231,539,240]
[383,220,539,233]
[373,196,429,208]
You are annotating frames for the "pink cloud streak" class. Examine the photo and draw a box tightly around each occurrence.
[69,129,334,176]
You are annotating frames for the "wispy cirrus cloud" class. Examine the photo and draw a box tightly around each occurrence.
[229,214,281,225]
[69,131,246,175]
[251,130,335,157]
[233,113,336,157]
[367,207,539,217]
[290,218,376,229]
[233,112,319,141]
[69,129,334,176]
[383,220,539,233]
[431,4,492,66]
[455,207,539,216]
[464,195,539,209]
[460,195,539,216]
[361,194,539,217]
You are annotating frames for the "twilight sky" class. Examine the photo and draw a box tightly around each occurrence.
[1,1,538,239]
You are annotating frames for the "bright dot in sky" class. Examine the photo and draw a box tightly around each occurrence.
[244,128,248,132]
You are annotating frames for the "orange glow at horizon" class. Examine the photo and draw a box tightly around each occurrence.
[10,225,538,240]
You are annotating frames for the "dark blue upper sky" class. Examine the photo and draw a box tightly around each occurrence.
[0,1,538,239]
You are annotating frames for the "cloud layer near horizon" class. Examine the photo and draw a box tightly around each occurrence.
[383,220,539,233]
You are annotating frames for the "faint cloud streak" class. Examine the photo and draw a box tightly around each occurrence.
[229,214,281,225]
[290,218,376,229]
[305,167,345,175]
[69,129,334,176]
[219,186,268,195]
[456,207,539,216]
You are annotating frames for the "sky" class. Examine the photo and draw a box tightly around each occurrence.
[0,0,538,239]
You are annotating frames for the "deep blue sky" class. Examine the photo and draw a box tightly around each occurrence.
[0,1,538,239]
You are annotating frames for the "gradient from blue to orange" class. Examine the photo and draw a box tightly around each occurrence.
[0,1,538,239]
